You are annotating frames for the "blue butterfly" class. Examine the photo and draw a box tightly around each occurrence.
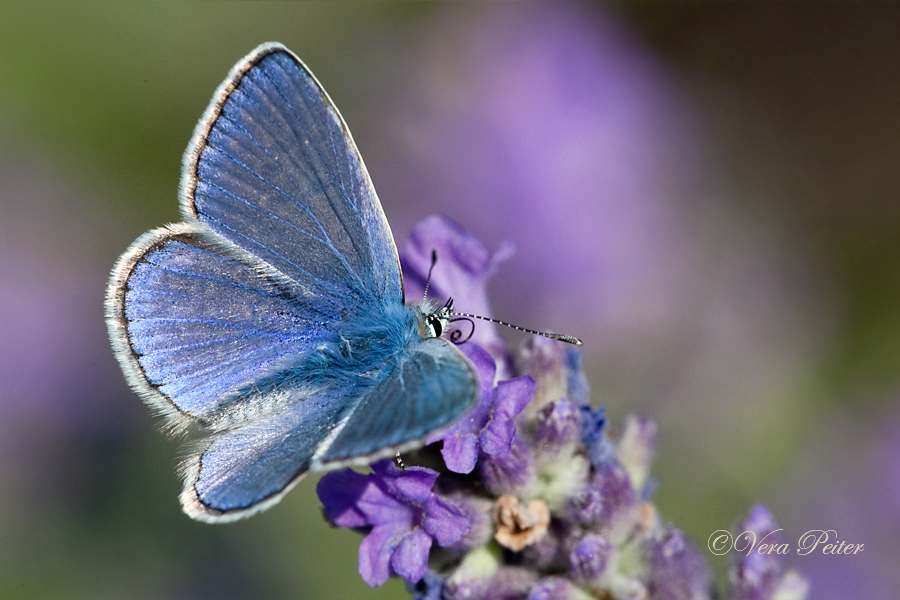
[105,43,478,522]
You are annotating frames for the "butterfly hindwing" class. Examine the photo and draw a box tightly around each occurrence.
[182,336,476,522]
[315,337,477,466]
[181,374,358,522]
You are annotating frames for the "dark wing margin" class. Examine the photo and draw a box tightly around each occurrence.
[179,377,355,522]
[178,42,404,308]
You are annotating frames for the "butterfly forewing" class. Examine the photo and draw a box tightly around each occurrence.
[181,44,403,306]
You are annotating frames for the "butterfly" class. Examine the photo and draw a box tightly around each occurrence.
[105,43,479,522]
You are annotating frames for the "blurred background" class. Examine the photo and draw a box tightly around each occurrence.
[1,3,898,598]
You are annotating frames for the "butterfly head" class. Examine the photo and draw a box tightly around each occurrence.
[418,297,474,344]
[421,298,453,339]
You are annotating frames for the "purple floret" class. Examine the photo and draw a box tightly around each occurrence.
[429,344,534,474]
[317,460,470,586]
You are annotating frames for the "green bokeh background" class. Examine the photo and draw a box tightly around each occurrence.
[2,3,899,598]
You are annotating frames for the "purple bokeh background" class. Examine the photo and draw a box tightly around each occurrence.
[1,3,898,598]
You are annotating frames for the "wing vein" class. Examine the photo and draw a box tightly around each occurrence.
[257,60,370,282]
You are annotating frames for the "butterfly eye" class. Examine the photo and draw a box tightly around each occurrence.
[427,314,443,338]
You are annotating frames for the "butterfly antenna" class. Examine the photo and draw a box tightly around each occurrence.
[450,311,583,346]
[394,451,407,471]
[422,249,438,302]
[425,251,580,345]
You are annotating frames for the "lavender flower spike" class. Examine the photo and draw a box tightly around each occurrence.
[528,577,593,600]
[317,460,470,587]
[315,216,806,600]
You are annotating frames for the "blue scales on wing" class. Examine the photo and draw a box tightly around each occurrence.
[316,337,477,465]
[118,225,338,422]
[183,333,476,520]
[181,45,403,309]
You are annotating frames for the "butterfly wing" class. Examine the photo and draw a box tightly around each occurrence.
[314,337,477,466]
[181,43,403,307]
[182,336,476,522]
[106,223,338,425]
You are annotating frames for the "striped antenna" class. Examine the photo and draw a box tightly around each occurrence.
[422,249,438,302]
[424,249,582,346]
[450,311,583,346]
